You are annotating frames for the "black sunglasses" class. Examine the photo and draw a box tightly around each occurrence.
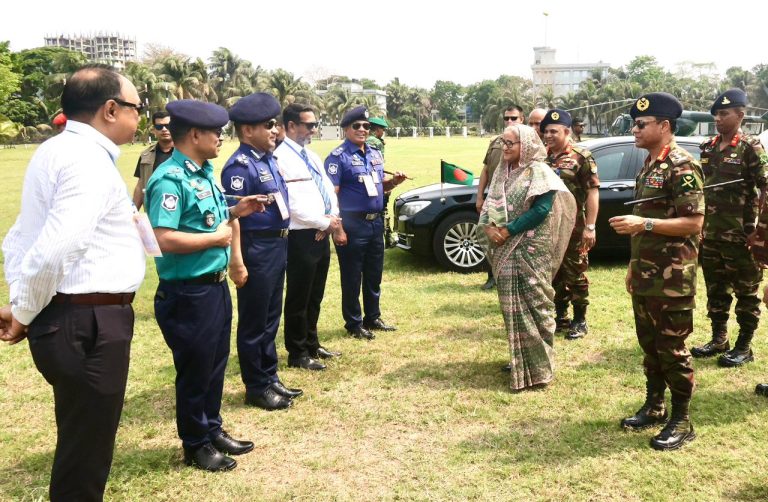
[111,97,145,113]
[153,123,169,131]
[299,121,319,130]
[633,119,661,130]
[351,122,371,131]
[503,116,521,122]
[262,119,278,129]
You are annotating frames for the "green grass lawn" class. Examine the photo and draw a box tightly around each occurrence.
[1,137,768,501]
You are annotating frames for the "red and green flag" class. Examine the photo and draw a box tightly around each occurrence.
[441,160,474,186]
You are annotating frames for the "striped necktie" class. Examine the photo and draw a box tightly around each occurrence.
[301,148,332,214]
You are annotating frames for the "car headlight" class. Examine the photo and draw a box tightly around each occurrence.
[399,200,431,217]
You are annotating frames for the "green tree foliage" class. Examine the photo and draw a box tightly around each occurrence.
[430,80,464,123]
[0,42,20,105]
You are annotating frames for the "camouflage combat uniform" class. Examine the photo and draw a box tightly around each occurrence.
[483,135,504,182]
[700,133,767,336]
[547,144,599,314]
[630,143,704,400]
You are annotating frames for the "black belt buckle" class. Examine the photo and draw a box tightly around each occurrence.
[365,213,379,221]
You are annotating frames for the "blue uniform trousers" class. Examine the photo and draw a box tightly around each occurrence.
[335,214,384,330]
[154,280,231,450]
[237,232,287,395]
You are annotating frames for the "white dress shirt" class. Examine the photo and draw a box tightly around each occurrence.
[2,120,146,325]
[275,137,339,231]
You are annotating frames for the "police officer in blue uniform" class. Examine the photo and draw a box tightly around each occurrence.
[222,92,302,411]
[325,106,407,339]
[146,100,266,472]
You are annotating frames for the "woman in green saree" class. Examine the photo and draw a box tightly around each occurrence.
[478,124,576,391]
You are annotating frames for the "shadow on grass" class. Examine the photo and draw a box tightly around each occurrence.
[729,480,768,501]
[0,445,179,501]
[382,359,512,392]
[384,250,443,274]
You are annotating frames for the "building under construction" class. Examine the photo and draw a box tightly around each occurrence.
[44,33,136,71]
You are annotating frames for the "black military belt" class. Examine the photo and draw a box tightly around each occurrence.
[343,211,381,221]
[177,270,228,285]
[246,229,290,238]
[52,292,135,305]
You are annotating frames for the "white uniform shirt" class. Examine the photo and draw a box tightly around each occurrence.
[2,120,146,325]
[275,137,339,231]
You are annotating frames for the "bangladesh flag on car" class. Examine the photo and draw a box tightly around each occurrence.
[441,160,474,186]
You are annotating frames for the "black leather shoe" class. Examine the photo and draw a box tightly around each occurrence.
[314,346,341,359]
[650,417,695,451]
[755,383,768,396]
[565,320,588,340]
[272,380,303,398]
[245,387,292,410]
[184,443,236,472]
[364,318,396,331]
[621,407,668,431]
[501,363,512,372]
[481,277,496,290]
[347,326,375,340]
[211,430,254,456]
[718,348,754,367]
[691,340,729,358]
[288,356,326,371]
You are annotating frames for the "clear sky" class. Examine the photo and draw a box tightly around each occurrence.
[4,0,767,88]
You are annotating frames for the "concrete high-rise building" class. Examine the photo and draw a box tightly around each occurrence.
[531,47,610,98]
[44,33,137,71]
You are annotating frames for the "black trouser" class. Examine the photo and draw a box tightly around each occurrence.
[27,302,134,502]
[284,229,331,359]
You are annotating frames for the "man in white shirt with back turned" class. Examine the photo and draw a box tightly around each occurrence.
[0,65,145,502]
[276,103,342,371]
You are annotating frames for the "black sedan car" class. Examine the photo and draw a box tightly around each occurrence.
[393,136,703,272]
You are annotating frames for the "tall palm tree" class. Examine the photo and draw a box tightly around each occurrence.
[153,55,204,100]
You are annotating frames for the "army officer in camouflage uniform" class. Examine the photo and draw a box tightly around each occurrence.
[610,92,704,451]
[541,108,599,340]
[690,89,768,368]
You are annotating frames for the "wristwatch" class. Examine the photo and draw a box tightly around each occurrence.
[586,224,596,231]
[644,218,654,232]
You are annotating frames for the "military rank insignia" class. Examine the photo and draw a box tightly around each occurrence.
[237,153,249,165]
[646,174,665,189]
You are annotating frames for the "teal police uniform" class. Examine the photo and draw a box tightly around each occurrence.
[145,100,251,467]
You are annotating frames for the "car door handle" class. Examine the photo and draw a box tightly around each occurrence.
[603,183,632,191]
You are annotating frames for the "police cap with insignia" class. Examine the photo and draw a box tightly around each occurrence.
[711,88,747,114]
[629,92,682,119]
[166,99,229,128]
[369,117,388,128]
[340,106,370,128]
[229,92,281,124]
[539,108,572,132]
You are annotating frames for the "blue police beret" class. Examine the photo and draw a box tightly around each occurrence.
[539,108,572,132]
[629,92,682,120]
[340,106,369,128]
[166,100,229,128]
[229,92,281,124]
[711,88,747,114]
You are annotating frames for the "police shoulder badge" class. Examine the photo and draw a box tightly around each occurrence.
[328,163,338,175]
[231,176,245,191]
[236,153,249,165]
[161,193,179,211]
[636,98,650,111]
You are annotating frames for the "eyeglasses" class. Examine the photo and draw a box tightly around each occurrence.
[153,124,169,131]
[262,119,278,129]
[351,122,371,131]
[633,119,661,130]
[500,139,520,148]
[503,116,521,122]
[206,128,223,137]
[299,121,319,130]
[111,97,145,113]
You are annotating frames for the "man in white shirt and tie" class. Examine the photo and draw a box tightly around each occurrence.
[1,65,146,501]
[276,103,342,370]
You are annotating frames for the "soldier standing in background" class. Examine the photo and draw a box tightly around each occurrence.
[610,92,703,451]
[541,108,599,340]
[690,89,768,368]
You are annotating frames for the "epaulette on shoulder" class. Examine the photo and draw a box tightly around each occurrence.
[571,145,592,159]
[331,146,344,156]
[742,134,764,149]
[668,147,694,166]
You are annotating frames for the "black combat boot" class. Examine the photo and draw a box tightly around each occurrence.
[718,330,755,367]
[555,304,570,332]
[691,321,729,358]
[650,397,695,451]
[566,305,588,340]
[755,383,768,397]
[621,381,668,431]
